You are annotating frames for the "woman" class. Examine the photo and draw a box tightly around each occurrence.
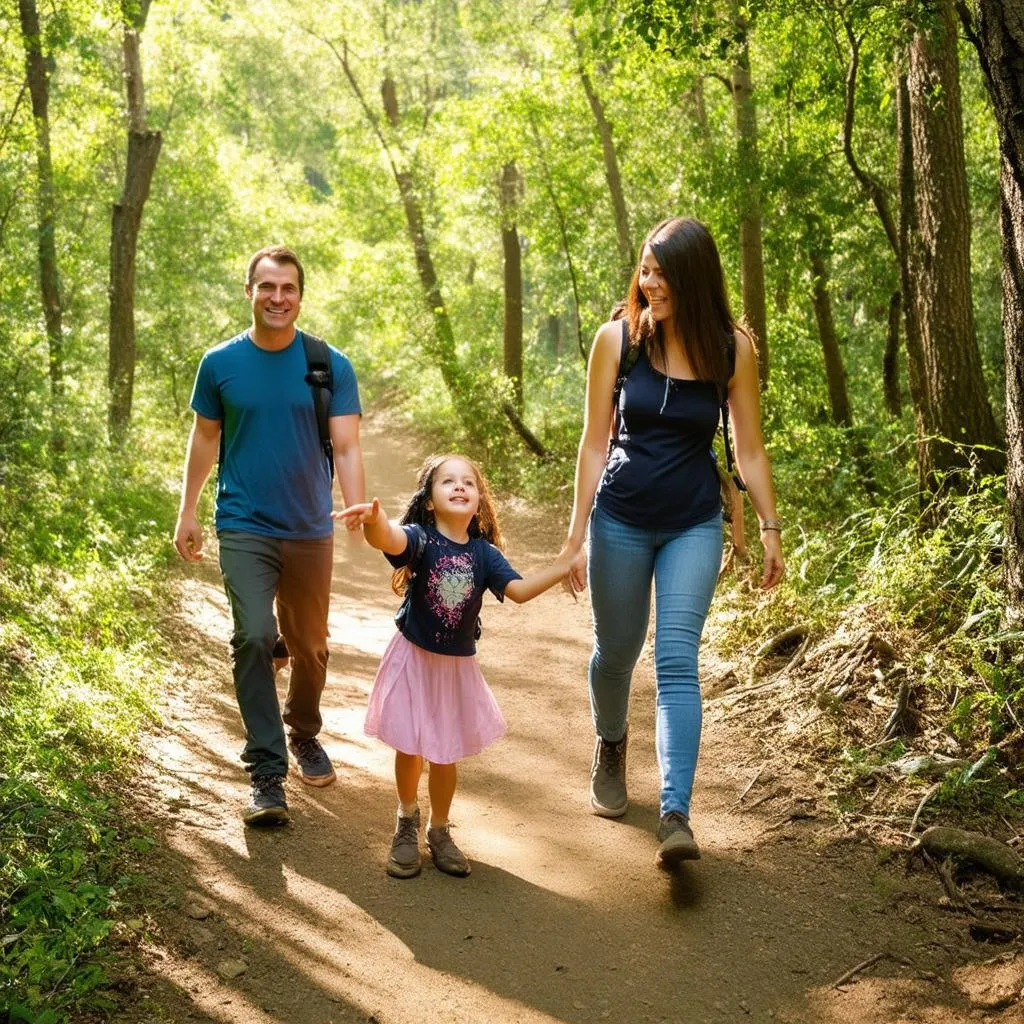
[562,217,784,868]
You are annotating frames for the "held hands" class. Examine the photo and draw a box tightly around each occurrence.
[334,498,383,532]
[173,512,204,561]
[557,540,587,596]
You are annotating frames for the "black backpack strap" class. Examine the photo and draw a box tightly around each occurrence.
[405,524,427,570]
[720,332,746,492]
[394,526,427,632]
[301,331,335,480]
[610,319,640,451]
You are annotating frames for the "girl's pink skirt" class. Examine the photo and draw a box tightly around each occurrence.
[364,632,507,764]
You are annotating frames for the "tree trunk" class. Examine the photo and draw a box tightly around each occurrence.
[547,314,561,357]
[376,73,469,407]
[729,1,768,385]
[109,2,160,444]
[959,0,1024,615]
[499,162,524,411]
[574,30,633,290]
[18,0,64,401]
[808,247,852,428]
[883,289,903,417]
[108,129,161,443]
[899,2,1004,490]
[838,16,903,411]
[808,235,877,495]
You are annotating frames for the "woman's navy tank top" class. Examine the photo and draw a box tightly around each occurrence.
[595,345,722,530]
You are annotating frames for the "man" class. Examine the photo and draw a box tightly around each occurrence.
[173,245,364,826]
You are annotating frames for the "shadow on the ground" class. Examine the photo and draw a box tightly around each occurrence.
[122,425,984,1024]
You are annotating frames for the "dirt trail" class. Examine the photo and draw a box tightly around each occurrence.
[134,420,1006,1024]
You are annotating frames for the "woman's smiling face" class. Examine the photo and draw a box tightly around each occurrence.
[638,244,675,323]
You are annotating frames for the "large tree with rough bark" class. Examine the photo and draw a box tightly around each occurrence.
[957,0,1024,617]
[898,0,1004,490]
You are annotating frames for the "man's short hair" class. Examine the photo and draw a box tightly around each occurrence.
[245,245,305,297]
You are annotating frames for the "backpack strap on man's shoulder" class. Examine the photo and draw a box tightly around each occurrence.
[301,331,335,480]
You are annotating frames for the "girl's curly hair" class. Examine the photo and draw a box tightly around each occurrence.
[391,453,504,596]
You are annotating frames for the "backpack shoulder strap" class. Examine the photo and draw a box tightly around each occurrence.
[301,331,335,480]
[720,330,746,492]
[406,524,427,571]
[611,319,639,445]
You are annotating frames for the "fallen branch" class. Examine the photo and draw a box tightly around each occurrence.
[753,624,810,660]
[908,781,943,834]
[968,919,1020,942]
[831,951,886,988]
[924,850,976,913]
[735,765,765,804]
[713,674,792,704]
[501,401,548,458]
[740,788,781,812]
[913,827,1024,890]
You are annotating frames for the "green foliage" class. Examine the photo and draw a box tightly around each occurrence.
[722,459,1021,759]
[0,400,176,1021]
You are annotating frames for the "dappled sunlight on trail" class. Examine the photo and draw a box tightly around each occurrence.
[134,419,992,1024]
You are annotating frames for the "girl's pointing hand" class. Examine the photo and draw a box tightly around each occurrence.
[334,497,382,531]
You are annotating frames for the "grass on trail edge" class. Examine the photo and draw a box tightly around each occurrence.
[1,453,178,1024]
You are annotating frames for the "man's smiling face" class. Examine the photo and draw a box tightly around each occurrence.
[246,257,302,335]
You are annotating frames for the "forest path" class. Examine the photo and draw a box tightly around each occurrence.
[137,418,987,1024]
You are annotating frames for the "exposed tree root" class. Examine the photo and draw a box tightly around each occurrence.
[748,624,809,685]
[879,674,919,740]
[913,827,1024,890]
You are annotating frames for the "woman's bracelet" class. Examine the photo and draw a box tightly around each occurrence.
[759,518,782,532]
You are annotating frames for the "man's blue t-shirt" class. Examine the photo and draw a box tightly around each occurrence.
[385,524,522,656]
[190,330,361,539]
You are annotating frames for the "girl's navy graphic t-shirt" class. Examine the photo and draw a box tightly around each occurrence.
[385,524,521,656]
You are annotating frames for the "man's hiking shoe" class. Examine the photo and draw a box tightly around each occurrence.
[656,811,700,868]
[387,810,422,879]
[288,736,337,787]
[427,824,471,877]
[590,730,628,817]
[243,774,289,827]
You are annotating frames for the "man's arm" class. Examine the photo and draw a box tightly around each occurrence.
[173,413,221,561]
[329,413,365,514]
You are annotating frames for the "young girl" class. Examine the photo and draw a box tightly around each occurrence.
[337,453,571,879]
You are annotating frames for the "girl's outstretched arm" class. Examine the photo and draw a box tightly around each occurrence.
[334,498,408,555]
[504,557,572,604]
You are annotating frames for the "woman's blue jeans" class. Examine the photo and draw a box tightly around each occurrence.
[587,504,722,818]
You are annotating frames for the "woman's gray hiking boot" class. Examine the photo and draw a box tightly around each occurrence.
[590,730,628,817]
[656,811,700,868]
[427,824,471,877]
[243,774,289,827]
[387,809,422,879]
